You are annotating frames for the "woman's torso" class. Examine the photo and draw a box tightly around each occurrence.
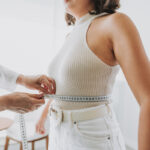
[48,12,120,109]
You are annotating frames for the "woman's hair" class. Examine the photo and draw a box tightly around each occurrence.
[65,0,120,25]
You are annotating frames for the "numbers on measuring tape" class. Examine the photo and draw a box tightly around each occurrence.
[44,94,112,102]
[19,114,29,150]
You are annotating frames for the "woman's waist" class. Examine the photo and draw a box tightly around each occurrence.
[45,94,111,101]
[50,99,111,110]
[45,94,111,110]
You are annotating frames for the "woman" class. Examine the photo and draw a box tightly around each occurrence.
[37,0,150,149]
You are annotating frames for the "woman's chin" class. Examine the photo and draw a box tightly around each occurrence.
[64,0,69,3]
[64,4,70,12]
[65,9,71,14]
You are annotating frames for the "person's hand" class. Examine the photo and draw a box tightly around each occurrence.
[3,92,45,113]
[17,75,56,94]
[36,118,46,135]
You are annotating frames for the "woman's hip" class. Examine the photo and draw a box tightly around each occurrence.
[49,103,126,150]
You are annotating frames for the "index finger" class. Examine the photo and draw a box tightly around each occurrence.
[28,93,44,99]
[31,98,45,104]
[48,78,56,94]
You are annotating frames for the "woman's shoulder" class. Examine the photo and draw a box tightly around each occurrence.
[107,12,130,20]
[107,12,134,25]
[100,12,135,29]
[95,12,137,35]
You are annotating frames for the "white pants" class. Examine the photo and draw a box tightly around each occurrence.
[49,103,126,150]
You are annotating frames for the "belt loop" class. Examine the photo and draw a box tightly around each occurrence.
[105,103,113,118]
[55,109,63,128]
[51,105,63,128]
[68,111,73,127]
[49,105,52,116]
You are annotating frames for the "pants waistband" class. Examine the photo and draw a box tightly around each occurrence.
[49,103,112,124]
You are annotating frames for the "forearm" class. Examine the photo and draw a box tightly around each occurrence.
[0,96,7,111]
[138,100,150,150]
[16,74,31,88]
[16,74,25,86]
[40,100,52,121]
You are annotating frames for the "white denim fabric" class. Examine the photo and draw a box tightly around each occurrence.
[49,103,126,150]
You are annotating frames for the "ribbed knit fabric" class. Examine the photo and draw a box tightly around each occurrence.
[48,12,120,99]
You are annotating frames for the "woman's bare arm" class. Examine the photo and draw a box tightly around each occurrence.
[36,99,52,134]
[109,13,150,150]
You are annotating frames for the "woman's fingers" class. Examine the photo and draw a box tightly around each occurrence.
[40,76,56,94]
[11,107,31,114]
[21,75,56,94]
[38,75,51,92]
[40,128,45,134]
[47,78,56,94]
[36,125,44,134]
[25,94,45,111]
[28,93,44,99]
[6,92,45,113]
[39,126,45,134]
[26,94,45,106]
[41,79,52,93]
[38,86,50,94]
[32,99,45,104]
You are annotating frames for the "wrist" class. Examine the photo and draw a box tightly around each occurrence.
[40,116,47,123]
[0,95,9,111]
[16,74,26,86]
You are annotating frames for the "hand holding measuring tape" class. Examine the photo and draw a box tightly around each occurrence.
[18,75,56,150]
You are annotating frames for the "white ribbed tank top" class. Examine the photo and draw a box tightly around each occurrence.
[48,12,120,108]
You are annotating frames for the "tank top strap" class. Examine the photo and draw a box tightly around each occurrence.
[89,12,109,21]
[82,12,109,42]
[82,12,109,45]
[81,11,120,70]
[85,12,109,29]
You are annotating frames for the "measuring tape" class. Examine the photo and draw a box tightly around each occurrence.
[44,94,112,102]
[19,94,111,150]
[19,114,28,150]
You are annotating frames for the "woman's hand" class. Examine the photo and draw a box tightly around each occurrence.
[36,118,46,135]
[17,75,56,94]
[0,92,45,113]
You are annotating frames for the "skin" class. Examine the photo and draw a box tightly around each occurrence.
[36,99,52,134]
[0,75,56,113]
[64,0,150,150]
[17,75,56,94]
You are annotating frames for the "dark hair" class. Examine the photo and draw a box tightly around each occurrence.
[65,0,120,25]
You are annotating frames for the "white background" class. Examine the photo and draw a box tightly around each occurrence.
[0,0,149,149]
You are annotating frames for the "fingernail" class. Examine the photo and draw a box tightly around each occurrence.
[51,84,54,90]
[44,85,48,90]
[41,83,44,88]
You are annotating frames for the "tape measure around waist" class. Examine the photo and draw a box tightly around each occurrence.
[19,94,112,150]
[44,94,112,102]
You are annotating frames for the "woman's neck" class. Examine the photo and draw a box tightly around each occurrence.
[70,4,94,20]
